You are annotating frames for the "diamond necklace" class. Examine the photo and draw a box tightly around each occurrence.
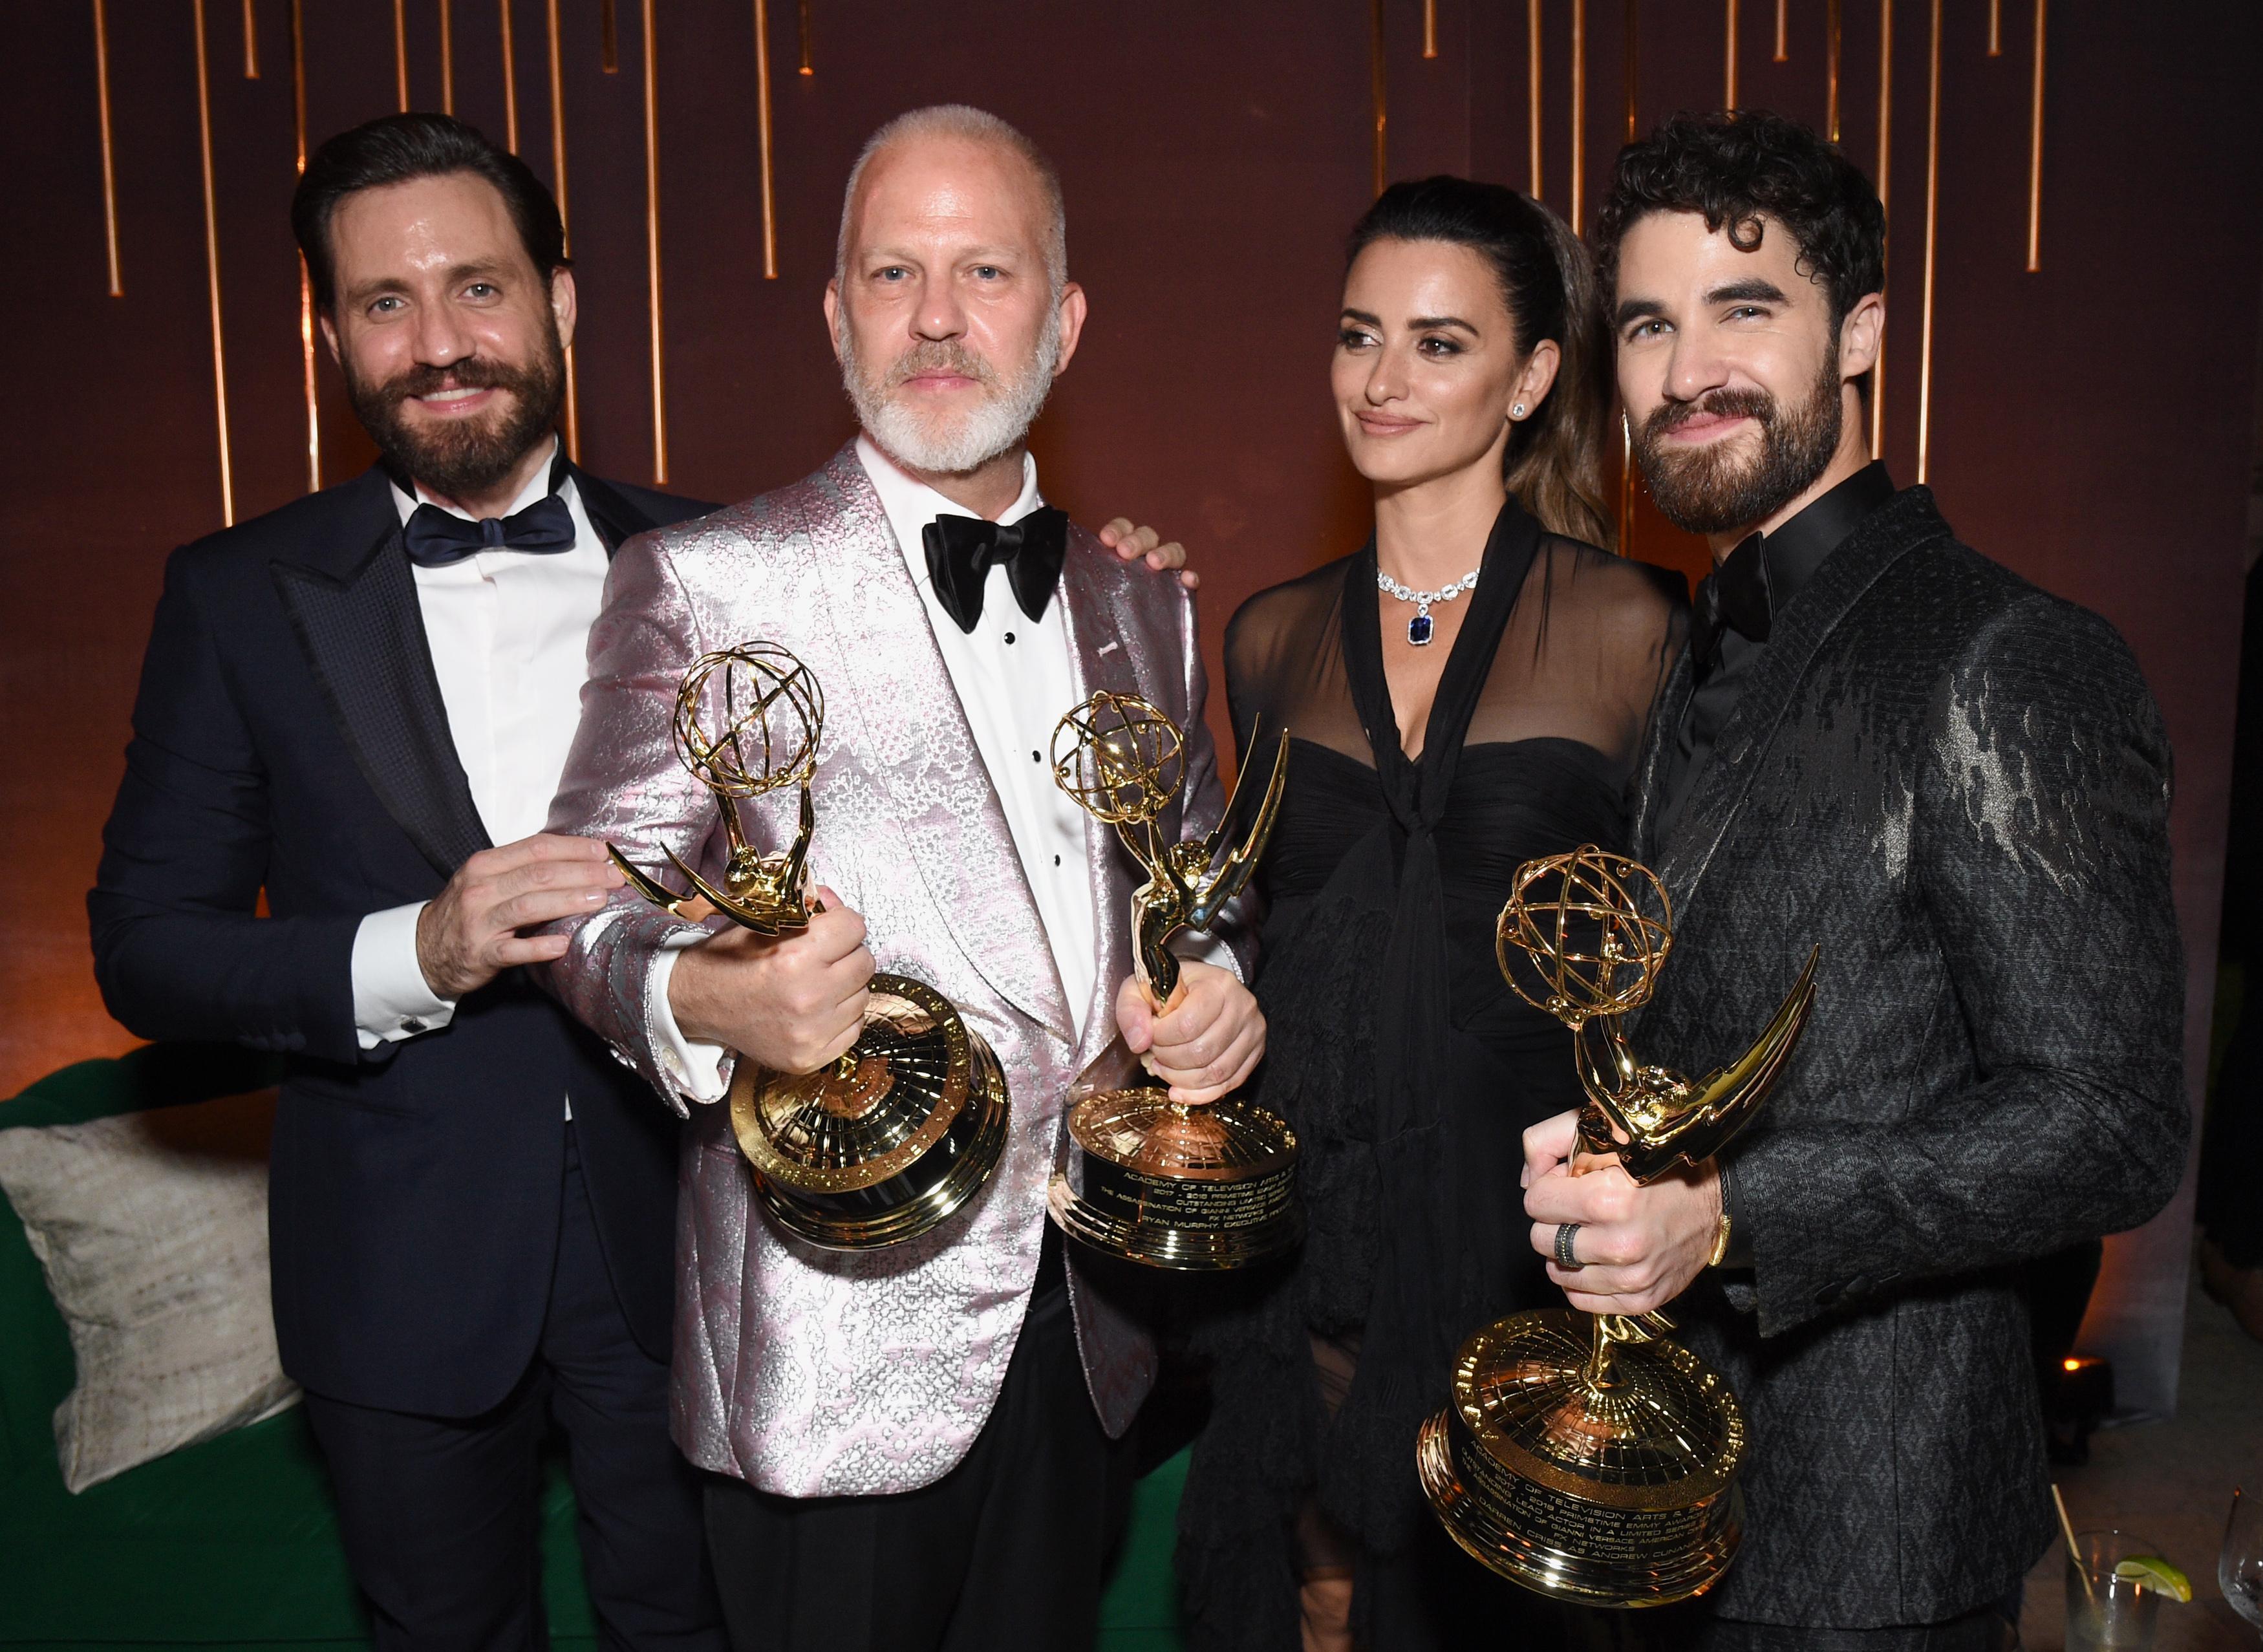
[1376,561,1481,647]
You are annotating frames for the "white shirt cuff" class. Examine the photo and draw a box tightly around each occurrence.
[650,932,731,1103]
[1170,927,1241,983]
[350,902,457,1051]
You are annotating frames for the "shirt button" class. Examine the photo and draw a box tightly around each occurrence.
[1053,854,1062,866]
[1032,751,1041,762]
[1004,632,1016,644]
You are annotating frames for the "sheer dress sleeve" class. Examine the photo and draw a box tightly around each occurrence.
[1468,535,1689,796]
[1223,556,1366,771]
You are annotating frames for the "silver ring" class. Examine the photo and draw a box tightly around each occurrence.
[1554,1222,1582,1269]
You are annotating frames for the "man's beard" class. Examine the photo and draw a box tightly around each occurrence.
[343,319,566,501]
[1633,350,1845,536]
[839,307,1061,476]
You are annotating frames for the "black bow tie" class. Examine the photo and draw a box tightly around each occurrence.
[1689,531,1775,674]
[921,508,1069,634]
[402,492,578,568]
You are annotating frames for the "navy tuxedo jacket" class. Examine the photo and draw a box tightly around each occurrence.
[90,462,716,1417]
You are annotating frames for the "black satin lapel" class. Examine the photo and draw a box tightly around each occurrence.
[272,520,492,879]
[1657,501,1939,905]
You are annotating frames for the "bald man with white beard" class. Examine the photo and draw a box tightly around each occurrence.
[542,106,1265,1651]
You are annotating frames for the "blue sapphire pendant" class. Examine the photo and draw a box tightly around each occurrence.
[1408,612,1435,646]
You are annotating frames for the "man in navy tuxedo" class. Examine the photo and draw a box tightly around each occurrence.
[89,113,727,1651]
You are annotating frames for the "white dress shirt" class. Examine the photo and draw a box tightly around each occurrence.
[864,436,1104,1032]
[349,437,610,1051]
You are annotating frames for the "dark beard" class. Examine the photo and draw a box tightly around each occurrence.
[1633,351,1845,536]
[343,320,566,501]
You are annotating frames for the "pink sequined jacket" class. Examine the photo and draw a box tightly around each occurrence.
[542,443,1246,1496]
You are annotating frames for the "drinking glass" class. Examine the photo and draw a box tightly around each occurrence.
[2225,1488,2263,1638]
[2065,1529,2161,1652]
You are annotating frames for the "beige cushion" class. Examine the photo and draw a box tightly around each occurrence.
[0,1089,299,1492]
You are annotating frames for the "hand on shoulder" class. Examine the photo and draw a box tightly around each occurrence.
[1099,518,1199,592]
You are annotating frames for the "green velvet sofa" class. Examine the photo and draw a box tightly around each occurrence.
[0,1046,1186,1650]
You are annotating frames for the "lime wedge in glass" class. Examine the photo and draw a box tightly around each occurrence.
[2114,1556,2193,1602]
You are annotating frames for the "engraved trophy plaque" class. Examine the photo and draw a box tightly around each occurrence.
[1415,846,1819,1607]
[1042,690,1299,1270]
[610,642,1009,1250]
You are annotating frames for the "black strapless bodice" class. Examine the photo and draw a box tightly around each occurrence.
[1263,736,1626,1055]
[1243,731,1625,1366]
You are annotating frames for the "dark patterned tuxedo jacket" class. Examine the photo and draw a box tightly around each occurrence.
[1628,486,2189,1628]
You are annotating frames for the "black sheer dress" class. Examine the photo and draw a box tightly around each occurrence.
[1177,499,1684,1651]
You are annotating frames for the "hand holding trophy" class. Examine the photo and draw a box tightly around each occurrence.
[1044,691,1300,1269]
[1416,846,1818,1607]
[611,642,1010,1250]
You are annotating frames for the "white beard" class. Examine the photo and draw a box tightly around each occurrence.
[839,306,1062,477]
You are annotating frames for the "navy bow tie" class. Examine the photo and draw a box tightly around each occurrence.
[402,492,578,567]
[921,508,1069,633]
[1689,530,1774,673]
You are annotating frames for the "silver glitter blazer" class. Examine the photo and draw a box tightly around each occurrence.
[543,443,1244,1496]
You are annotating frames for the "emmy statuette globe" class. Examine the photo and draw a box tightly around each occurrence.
[1043,691,1300,1270]
[609,643,1009,1250]
[1415,846,1819,1607]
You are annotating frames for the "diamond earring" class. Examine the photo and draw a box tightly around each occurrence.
[1512,403,1527,418]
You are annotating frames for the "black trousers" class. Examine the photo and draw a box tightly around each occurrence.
[1685,1607,2017,1651]
[1576,1600,2017,1652]
[702,1239,1134,1652]
[303,1127,724,1652]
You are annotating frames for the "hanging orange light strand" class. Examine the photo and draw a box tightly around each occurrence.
[641,0,668,483]
[92,0,122,297]
[191,0,236,524]
[290,0,319,492]
[544,0,579,456]
[753,0,778,277]
[499,0,520,151]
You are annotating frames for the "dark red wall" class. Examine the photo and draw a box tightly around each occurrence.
[6,1,2256,1410]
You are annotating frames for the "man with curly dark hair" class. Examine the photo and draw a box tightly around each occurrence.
[1519,111,2189,1649]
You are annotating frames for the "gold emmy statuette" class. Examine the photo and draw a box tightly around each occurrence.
[1415,846,1819,1607]
[610,643,1009,1251]
[1043,691,1298,1270]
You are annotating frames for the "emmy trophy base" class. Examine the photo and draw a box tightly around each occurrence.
[731,975,1011,1250]
[1416,1309,1747,1608]
[1047,1089,1300,1271]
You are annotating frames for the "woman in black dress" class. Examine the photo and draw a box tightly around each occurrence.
[1177,179,1684,1651]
